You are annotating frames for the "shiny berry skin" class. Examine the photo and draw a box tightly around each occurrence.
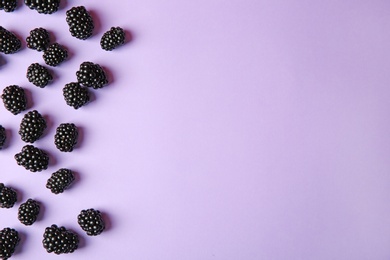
[18,199,40,226]
[19,110,47,143]
[66,6,94,40]
[42,225,79,254]
[1,85,27,115]
[0,228,20,259]
[0,183,17,208]
[100,27,125,51]
[0,125,5,149]
[15,145,49,172]
[0,26,21,54]
[54,123,78,152]
[76,61,108,89]
[77,208,105,236]
[43,43,68,67]
[24,0,60,14]
[46,168,75,194]
[26,28,50,52]
[26,63,53,87]
[0,0,17,12]
[63,82,90,109]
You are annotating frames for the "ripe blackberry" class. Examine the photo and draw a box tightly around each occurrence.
[77,208,105,236]
[42,225,79,254]
[63,82,90,109]
[0,125,5,149]
[0,26,21,54]
[26,63,53,87]
[1,85,27,115]
[66,6,94,40]
[15,145,49,172]
[26,28,50,52]
[0,183,17,208]
[54,123,78,152]
[43,43,68,67]
[101,27,125,51]
[18,199,40,226]
[19,110,47,143]
[0,0,17,12]
[46,168,75,194]
[0,228,20,259]
[24,0,60,14]
[76,61,108,89]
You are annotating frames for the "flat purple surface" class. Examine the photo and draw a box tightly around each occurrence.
[1,0,390,259]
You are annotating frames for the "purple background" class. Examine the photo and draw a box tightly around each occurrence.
[1,0,390,259]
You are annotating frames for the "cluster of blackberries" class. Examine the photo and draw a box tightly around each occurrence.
[0,26,21,54]
[0,228,20,259]
[1,85,27,115]
[26,63,53,87]
[0,0,17,12]
[24,0,60,14]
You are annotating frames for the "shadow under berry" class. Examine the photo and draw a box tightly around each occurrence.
[2,128,13,149]
[35,199,45,222]
[101,211,113,233]
[23,87,34,110]
[58,0,68,11]
[12,230,27,257]
[0,55,6,68]
[74,125,85,150]
[88,9,102,38]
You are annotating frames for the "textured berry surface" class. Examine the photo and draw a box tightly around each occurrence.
[0,26,21,54]
[18,199,40,226]
[78,208,105,236]
[0,183,17,208]
[42,225,79,254]
[66,6,94,40]
[19,110,47,143]
[0,0,17,12]
[101,27,125,51]
[0,228,20,259]
[24,0,60,14]
[63,82,90,109]
[0,125,5,149]
[46,168,75,194]
[76,61,108,89]
[43,43,68,66]
[55,123,78,152]
[1,85,27,115]
[15,145,49,172]
[26,63,53,87]
[26,28,50,52]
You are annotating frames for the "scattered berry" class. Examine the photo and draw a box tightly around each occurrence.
[101,27,125,51]
[26,63,53,87]
[0,228,20,259]
[0,26,21,54]
[42,224,79,254]
[0,183,17,208]
[1,85,27,115]
[24,0,60,14]
[19,110,47,143]
[77,208,105,236]
[76,61,108,89]
[18,199,40,226]
[43,43,68,66]
[63,82,90,109]
[66,6,94,40]
[54,123,78,152]
[15,145,49,172]
[26,27,50,52]
[0,0,17,12]
[46,168,75,194]
[0,125,5,149]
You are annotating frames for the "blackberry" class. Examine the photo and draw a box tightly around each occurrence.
[1,85,27,115]
[26,28,50,52]
[15,145,49,172]
[0,228,20,259]
[66,6,94,40]
[0,0,17,12]
[54,123,78,152]
[0,125,5,149]
[76,61,108,89]
[26,63,53,87]
[0,26,21,54]
[100,27,125,51]
[18,199,40,226]
[42,225,79,254]
[24,0,60,14]
[43,43,67,67]
[46,168,74,194]
[77,208,105,236]
[0,183,17,208]
[63,82,89,109]
[19,110,47,143]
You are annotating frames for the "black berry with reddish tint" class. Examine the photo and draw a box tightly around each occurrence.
[0,183,17,208]
[0,125,5,149]
[0,0,17,12]
[27,63,53,88]
[19,110,47,143]
[42,224,79,254]
[100,27,125,51]
[26,28,50,52]
[24,0,60,14]
[55,123,78,152]
[1,85,27,115]
[43,43,68,66]
[0,228,20,259]
[46,168,74,194]
[66,6,94,40]
[77,208,105,236]
[15,145,49,172]
[76,61,108,89]
[63,82,90,109]
[0,26,21,54]
[18,199,40,226]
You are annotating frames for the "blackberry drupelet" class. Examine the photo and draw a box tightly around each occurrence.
[24,0,60,14]
[42,225,79,254]
[26,28,50,52]
[26,63,53,87]
[0,0,17,12]
[0,228,20,259]
[0,26,21,54]
[1,85,27,115]
[77,208,105,236]
[0,183,17,208]
[66,6,94,40]
[19,110,47,143]
[0,125,5,149]
[63,82,90,109]
[76,61,108,89]
[43,43,67,66]
[46,168,74,194]
[18,199,40,226]
[100,27,125,51]
[54,123,78,152]
[15,145,49,172]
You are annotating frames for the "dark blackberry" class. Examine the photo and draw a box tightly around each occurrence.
[63,82,89,109]
[1,85,27,115]
[43,43,67,67]
[0,125,5,149]
[0,183,17,208]
[19,110,47,143]
[0,0,17,12]
[0,26,21,54]
[18,199,40,226]
[77,208,105,236]
[42,224,79,254]
[0,228,20,259]
[46,168,74,194]
[100,27,125,51]
[24,0,60,14]
[76,61,108,89]
[15,145,49,172]
[54,123,78,152]
[26,28,50,52]
[26,63,53,87]
[66,6,94,40]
